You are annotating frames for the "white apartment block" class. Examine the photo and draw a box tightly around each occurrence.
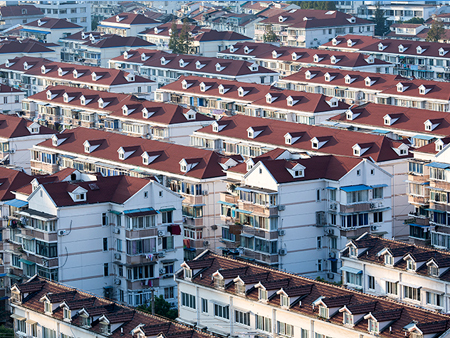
[98,12,159,37]
[20,17,83,45]
[0,84,25,115]
[357,3,437,25]
[0,5,44,31]
[175,251,450,338]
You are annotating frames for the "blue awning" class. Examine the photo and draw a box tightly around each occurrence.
[235,187,252,192]
[4,199,28,208]
[19,259,35,265]
[123,207,158,217]
[426,208,445,213]
[413,134,435,140]
[340,266,362,274]
[372,129,390,134]
[219,201,236,207]
[372,184,388,188]
[409,223,429,228]
[328,258,338,261]
[0,273,6,277]
[235,209,252,214]
[425,162,450,169]
[341,185,372,192]
[21,28,50,34]
[325,187,337,190]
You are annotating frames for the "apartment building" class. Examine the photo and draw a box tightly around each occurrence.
[0,5,43,30]
[3,171,183,306]
[22,85,214,144]
[10,276,217,338]
[0,114,54,172]
[329,102,450,148]
[255,9,375,48]
[357,2,436,25]
[109,49,279,86]
[241,1,299,15]
[156,76,349,125]
[219,150,391,277]
[206,13,263,39]
[0,57,157,98]
[20,17,82,45]
[138,22,202,49]
[29,127,241,259]
[191,114,412,239]
[341,233,450,313]
[279,67,450,112]
[0,40,58,64]
[176,250,450,338]
[0,84,25,115]
[23,1,92,31]
[98,12,159,37]
[60,31,154,67]
[218,43,394,76]
[386,23,429,41]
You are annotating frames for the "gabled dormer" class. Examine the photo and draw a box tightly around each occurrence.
[244,46,253,54]
[384,114,400,126]
[326,97,339,107]
[69,186,87,202]
[287,163,305,178]
[46,90,57,100]
[160,56,170,65]
[153,26,162,34]
[125,73,135,82]
[117,146,137,160]
[396,82,409,92]
[347,39,356,47]
[377,247,395,266]
[249,63,258,71]
[286,95,301,106]
[310,136,329,149]
[324,72,336,82]
[212,271,225,289]
[92,72,103,81]
[347,16,356,23]
[344,74,356,84]
[416,45,427,54]
[4,59,14,68]
[305,70,317,80]
[73,69,84,79]
[365,55,374,64]
[278,15,287,22]
[41,65,50,74]
[238,86,249,97]
[79,309,92,328]
[183,109,196,120]
[332,37,341,46]
[195,60,205,69]
[142,107,157,119]
[247,126,265,139]
[292,52,302,60]
[212,120,227,133]
[364,76,376,87]
[439,47,449,56]
[272,50,281,59]
[181,79,193,90]
[58,67,68,76]
[284,132,302,145]
[233,276,246,295]
[181,262,193,280]
[313,54,324,63]
[393,143,409,156]
[424,119,442,131]
[265,93,279,103]
[98,315,111,335]
[123,50,131,59]
[378,42,387,51]
[122,105,135,116]
[98,98,110,109]
[27,122,40,134]
[10,285,22,304]
[435,138,445,152]
[199,82,211,92]
[218,84,230,94]
[419,84,434,95]
[277,289,290,308]
[403,254,417,272]
[179,158,200,173]
[398,44,408,53]
[403,322,424,338]
[83,139,103,153]
[179,59,190,68]
[141,150,161,165]
[255,283,268,302]
[352,143,372,156]
[330,55,341,64]
[61,302,72,322]
[229,45,237,53]
[141,52,150,61]
[346,109,360,121]
[52,133,71,146]
[426,259,440,277]
[346,241,358,258]
[215,63,226,72]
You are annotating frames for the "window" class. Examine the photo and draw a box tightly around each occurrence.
[102,213,108,226]
[386,281,398,295]
[343,312,353,326]
[346,272,362,286]
[409,162,424,174]
[374,212,383,223]
[16,319,26,333]
[63,307,71,320]
[368,275,375,290]
[103,238,108,251]
[277,321,294,337]
[100,323,111,335]
[126,238,156,255]
[258,288,268,301]
[368,319,379,334]
[181,292,196,309]
[127,265,154,280]
[429,265,439,277]
[103,263,109,276]
[384,254,393,265]
[404,285,421,301]
[256,315,271,332]
[316,189,321,201]
[162,236,174,250]
[214,276,225,289]
[349,246,357,257]
[164,287,174,299]
[201,298,208,313]
[301,329,309,338]
[235,310,250,326]
[280,294,289,307]
[406,260,416,271]
[373,187,383,199]
[317,236,322,249]
[161,211,172,223]
[347,190,368,203]
[184,268,192,279]
[426,291,442,307]
[81,316,91,327]
[319,306,328,319]
[43,327,56,338]
[214,304,229,319]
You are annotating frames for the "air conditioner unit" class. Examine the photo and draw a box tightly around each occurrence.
[329,252,336,259]
[370,203,376,209]
[326,229,335,236]
[278,229,286,236]
[114,253,121,260]
[202,190,208,196]
[57,230,66,236]
[42,260,48,267]
[9,149,15,153]
[371,225,378,231]
[327,273,334,280]
[114,279,121,285]
[159,268,165,274]
[330,203,337,210]
[158,252,165,258]
[278,205,285,211]
[279,248,287,256]
[203,240,209,246]
[113,228,120,234]
[158,230,164,237]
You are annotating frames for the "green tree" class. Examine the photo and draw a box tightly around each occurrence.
[263,25,278,43]
[426,19,445,42]
[373,2,388,36]
[137,295,178,320]
[168,20,180,53]
[403,17,424,24]
[287,1,336,10]
[91,16,101,30]
[0,325,14,338]
[178,18,193,54]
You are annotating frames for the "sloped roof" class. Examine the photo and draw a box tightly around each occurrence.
[24,17,82,29]
[101,12,159,25]
[0,167,33,201]
[194,30,251,42]
[0,5,43,17]
[0,40,54,54]
[0,114,55,139]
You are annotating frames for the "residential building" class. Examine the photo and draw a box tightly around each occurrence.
[341,233,450,313]
[0,113,54,172]
[254,9,375,48]
[218,43,394,76]
[241,1,300,15]
[22,85,214,144]
[3,171,183,306]
[219,150,392,276]
[328,102,450,148]
[20,17,82,45]
[0,84,25,114]
[357,2,437,26]
[386,23,431,41]
[279,67,450,112]
[0,39,59,64]
[22,1,92,31]
[156,76,349,124]
[91,1,122,22]
[29,127,241,259]
[319,34,380,53]
[10,276,217,338]
[206,13,263,39]
[0,57,157,98]
[0,5,43,31]
[109,49,278,86]
[98,12,159,37]
[60,31,155,67]
[138,22,202,50]
[321,34,450,81]
[176,250,450,338]
[191,114,412,239]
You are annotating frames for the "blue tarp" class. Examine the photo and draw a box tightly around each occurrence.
[341,185,372,192]
[425,162,450,169]
[4,199,28,208]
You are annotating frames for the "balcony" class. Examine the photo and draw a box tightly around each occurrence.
[337,225,371,238]
[241,249,279,265]
[430,203,450,213]
[241,224,278,240]
[340,202,372,213]
[30,160,59,174]
[220,193,238,204]
[125,228,157,239]
[126,278,159,290]
[182,194,204,206]
[408,195,429,205]
[237,201,278,217]
[184,217,203,227]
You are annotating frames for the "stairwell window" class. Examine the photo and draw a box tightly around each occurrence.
[214,303,229,319]
[235,310,250,326]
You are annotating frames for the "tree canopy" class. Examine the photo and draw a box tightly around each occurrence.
[426,19,445,42]
[263,25,278,43]
[402,17,424,24]
[137,295,178,320]
[287,1,336,10]
[373,2,388,36]
[168,19,193,54]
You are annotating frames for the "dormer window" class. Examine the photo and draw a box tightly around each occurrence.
[63,93,69,103]
[353,148,360,156]
[378,43,385,51]
[80,96,85,105]
[84,144,90,153]
[365,77,372,86]
[74,193,85,201]
[384,254,393,266]
[218,84,226,94]
[180,164,187,172]
[384,117,390,125]
[344,75,353,84]
[406,260,416,271]
[280,294,289,308]
[213,124,218,132]
[119,152,124,160]
[184,267,192,279]
[312,141,318,149]
[398,45,404,53]
[285,137,291,145]
[244,46,251,54]
[368,319,379,334]
[325,73,331,82]
[439,48,447,56]
[236,281,245,295]
[258,288,268,301]
[313,55,320,63]
[429,265,438,277]
[214,275,224,289]
[141,53,149,61]
[305,71,313,80]
[63,308,71,321]
[44,300,52,314]
[343,312,353,326]
[349,246,357,257]
[318,306,329,319]
[101,323,111,335]
[81,315,91,328]
[293,169,303,178]
[248,130,254,138]
[417,46,424,54]
[46,91,52,100]
[98,99,104,108]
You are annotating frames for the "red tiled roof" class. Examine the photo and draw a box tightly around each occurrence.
[139,22,202,37]
[24,17,82,29]
[194,30,251,42]
[0,167,33,201]
[0,114,54,139]
[0,5,43,17]
[0,40,54,54]
[194,115,411,163]
[35,127,235,179]
[85,35,155,48]
[101,12,159,25]
[0,84,22,93]
[321,34,382,50]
